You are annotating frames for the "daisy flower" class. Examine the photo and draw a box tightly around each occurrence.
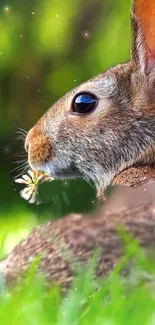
[15,170,53,205]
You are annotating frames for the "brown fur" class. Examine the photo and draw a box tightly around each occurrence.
[2,183,155,291]
[24,1,155,198]
[113,165,155,187]
[4,0,155,291]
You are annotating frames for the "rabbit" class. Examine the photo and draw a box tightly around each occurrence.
[24,0,155,200]
[4,0,155,291]
[2,182,155,291]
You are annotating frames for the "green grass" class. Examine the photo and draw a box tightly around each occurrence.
[1,226,155,325]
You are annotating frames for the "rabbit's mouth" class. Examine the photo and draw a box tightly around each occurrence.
[46,162,81,180]
[25,130,82,179]
[28,158,82,180]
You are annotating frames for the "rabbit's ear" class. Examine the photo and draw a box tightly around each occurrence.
[132,0,155,74]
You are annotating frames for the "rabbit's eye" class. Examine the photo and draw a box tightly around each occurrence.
[72,93,97,114]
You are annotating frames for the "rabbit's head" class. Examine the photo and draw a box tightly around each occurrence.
[25,0,155,197]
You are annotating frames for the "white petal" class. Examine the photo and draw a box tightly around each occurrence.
[28,170,34,178]
[32,170,40,181]
[42,177,53,183]
[49,177,54,181]
[22,174,31,182]
[37,174,44,181]
[20,187,33,201]
[38,174,53,183]
[37,174,48,183]
[15,178,26,184]
[36,198,42,205]
[29,191,37,204]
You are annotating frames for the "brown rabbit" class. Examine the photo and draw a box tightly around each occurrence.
[2,0,155,291]
[2,182,155,291]
[24,0,155,200]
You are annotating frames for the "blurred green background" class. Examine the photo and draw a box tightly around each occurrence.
[0,0,131,255]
